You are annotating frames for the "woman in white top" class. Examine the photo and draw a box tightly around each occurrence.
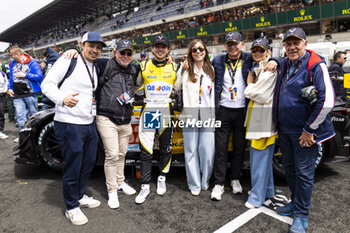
[244,38,277,208]
[174,39,215,196]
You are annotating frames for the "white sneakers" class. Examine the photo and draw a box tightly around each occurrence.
[78,195,101,208]
[0,132,8,139]
[135,184,150,204]
[245,202,256,209]
[108,191,120,209]
[211,185,224,201]
[231,179,243,194]
[156,175,166,196]
[13,137,19,143]
[65,207,88,226]
[118,182,136,195]
[191,190,200,196]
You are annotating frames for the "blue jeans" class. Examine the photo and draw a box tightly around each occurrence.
[13,96,38,130]
[182,127,215,191]
[278,131,318,217]
[248,143,275,207]
[54,121,98,210]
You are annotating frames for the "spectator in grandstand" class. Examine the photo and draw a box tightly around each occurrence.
[210,31,253,201]
[174,39,215,196]
[7,45,43,143]
[41,32,106,226]
[329,51,347,98]
[267,27,335,233]
[0,68,9,139]
[135,35,179,204]
[243,38,277,209]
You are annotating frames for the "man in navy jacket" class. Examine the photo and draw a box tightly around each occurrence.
[210,31,253,201]
[270,27,335,233]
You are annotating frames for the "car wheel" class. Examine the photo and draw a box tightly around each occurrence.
[272,140,324,178]
[37,121,63,171]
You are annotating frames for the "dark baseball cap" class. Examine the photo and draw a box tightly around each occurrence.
[140,51,146,57]
[81,31,106,47]
[152,35,170,47]
[251,38,270,50]
[115,39,134,51]
[283,27,306,42]
[225,31,243,44]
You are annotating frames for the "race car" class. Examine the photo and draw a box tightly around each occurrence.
[12,106,325,178]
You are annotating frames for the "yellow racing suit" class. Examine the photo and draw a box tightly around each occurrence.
[137,58,178,184]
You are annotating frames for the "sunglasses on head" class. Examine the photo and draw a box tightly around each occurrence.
[192,47,205,53]
[119,50,132,56]
[251,47,266,53]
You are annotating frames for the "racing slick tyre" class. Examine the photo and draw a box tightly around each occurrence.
[37,121,63,171]
[272,139,324,178]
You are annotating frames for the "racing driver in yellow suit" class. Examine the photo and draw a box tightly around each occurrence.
[135,35,179,204]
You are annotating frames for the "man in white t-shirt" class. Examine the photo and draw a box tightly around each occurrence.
[41,31,106,226]
[211,31,253,201]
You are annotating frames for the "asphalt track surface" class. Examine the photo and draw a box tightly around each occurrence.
[1,119,349,233]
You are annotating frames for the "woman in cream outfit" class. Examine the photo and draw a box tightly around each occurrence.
[174,39,215,196]
[244,38,277,208]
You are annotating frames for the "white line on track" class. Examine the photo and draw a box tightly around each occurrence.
[214,201,293,233]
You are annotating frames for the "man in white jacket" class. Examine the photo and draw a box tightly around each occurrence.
[41,32,106,226]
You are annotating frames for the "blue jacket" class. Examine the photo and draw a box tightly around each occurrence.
[212,52,253,114]
[8,54,43,95]
[272,50,335,143]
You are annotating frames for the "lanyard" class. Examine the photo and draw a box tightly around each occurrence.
[286,54,307,82]
[199,74,203,104]
[80,55,96,97]
[226,59,240,85]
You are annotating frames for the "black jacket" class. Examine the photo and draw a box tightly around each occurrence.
[97,59,138,124]
[328,62,344,76]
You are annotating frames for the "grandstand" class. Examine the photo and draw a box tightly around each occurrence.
[0,0,350,64]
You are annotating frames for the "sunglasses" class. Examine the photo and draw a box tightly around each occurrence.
[192,47,205,53]
[251,47,266,53]
[119,50,132,56]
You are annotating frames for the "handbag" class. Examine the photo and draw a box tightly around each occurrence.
[172,88,183,112]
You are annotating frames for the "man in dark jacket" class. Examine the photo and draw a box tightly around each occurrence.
[328,51,346,76]
[328,51,347,98]
[210,31,253,201]
[95,39,138,209]
[271,27,335,233]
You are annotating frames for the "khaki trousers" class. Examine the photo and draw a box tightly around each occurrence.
[96,115,132,192]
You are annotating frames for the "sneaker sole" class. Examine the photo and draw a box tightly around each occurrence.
[80,202,101,208]
[211,196,222,201]
[118,189,136,196]
[108,203,120,209]
[232,191,243,195]
[65,212,88,226]
[156,191,166,196]
[277,211,293,216]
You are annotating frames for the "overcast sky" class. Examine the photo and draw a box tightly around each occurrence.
[0,0,54,52]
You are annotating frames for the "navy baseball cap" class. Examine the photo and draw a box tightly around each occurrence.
[225,31,243,44]
[115,39,134,51]
[251,38,270,50]
[283,27,306,42]
[152,35,170,47]
[140,51,146,57]
[81,31,107,47]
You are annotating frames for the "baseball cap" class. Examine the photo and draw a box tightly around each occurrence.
[152,35,170,47]
[225,31,243,44]
[140,51,146,57]
[81,31,107,47]
[251,37,270,50]
[283,27,306,42]
[115,39,134,51]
